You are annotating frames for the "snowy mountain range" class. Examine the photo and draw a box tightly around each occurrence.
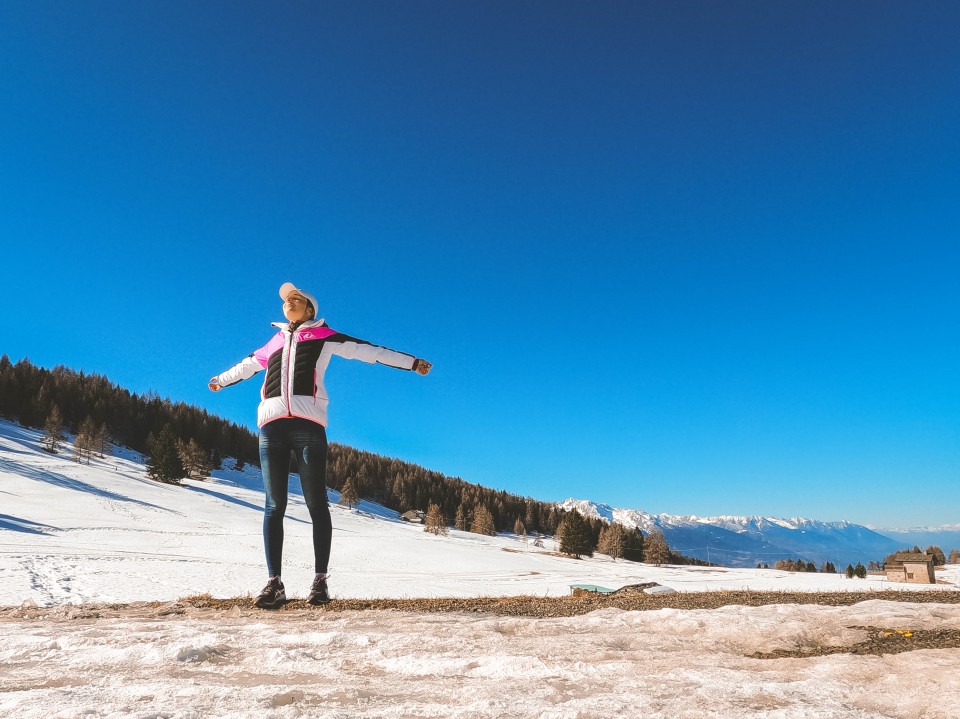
[558,499,912,568]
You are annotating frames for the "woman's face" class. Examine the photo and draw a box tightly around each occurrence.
[282,292,314,323]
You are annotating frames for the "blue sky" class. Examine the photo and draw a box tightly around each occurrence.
[1,2,958,528]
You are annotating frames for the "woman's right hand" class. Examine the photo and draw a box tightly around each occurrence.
[208,376,222,392]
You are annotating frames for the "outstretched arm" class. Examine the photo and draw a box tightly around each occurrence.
[209,354,263,391]
[326,332,430,375]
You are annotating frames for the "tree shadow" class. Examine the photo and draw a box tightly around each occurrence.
[186,484,309,525]
[0,513,58,534]
[0,457,169,512]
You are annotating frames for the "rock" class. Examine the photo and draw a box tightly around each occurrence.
[644,585,677,595]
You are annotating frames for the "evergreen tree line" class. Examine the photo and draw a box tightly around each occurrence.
[761,547,959,575]
[1,356,257,465]
[327,444,707,563]
[768,558,840,573]
[6,356,708,565]
[845,563,868,579]
[325,441,595,536]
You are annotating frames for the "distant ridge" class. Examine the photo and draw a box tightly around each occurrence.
[559,498,905,568]
[879,526,960,555]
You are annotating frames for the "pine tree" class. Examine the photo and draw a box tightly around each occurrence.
[95,423,110,458]
[454,504,468,531]
[622,528,645,563]
[524,502,537,533]
[470,505,496,536]
[513,517,526,538]
[147,424,186,484]
[41,406,66,454]
[559,511,594,559]
[339,477,359,509]
[845,564,855,579]
[643,530,671,566]
[597,523,625,561]
[854,562,867,579]
[424,503,448,535]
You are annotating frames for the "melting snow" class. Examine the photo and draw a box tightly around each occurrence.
[2,419,960,718]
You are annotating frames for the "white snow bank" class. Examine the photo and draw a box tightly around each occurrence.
[2,600,959,719]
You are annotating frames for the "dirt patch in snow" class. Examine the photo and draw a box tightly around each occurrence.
[3,588,959,622]
[750,626,960,658]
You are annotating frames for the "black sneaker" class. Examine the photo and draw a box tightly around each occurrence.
[254,576,286,609]
[308,575,330,605]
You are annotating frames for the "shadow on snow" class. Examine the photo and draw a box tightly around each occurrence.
[0,513,58,534]
[0,457,171,512]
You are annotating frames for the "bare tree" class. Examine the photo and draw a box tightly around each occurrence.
[95,423,111,458]
[598,523,625,561]
[424,503,448,535]
[42,406,66,454]
[177,438,211,480]
[74,416,98,464]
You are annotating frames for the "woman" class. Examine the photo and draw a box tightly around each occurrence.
[210,282,431,608]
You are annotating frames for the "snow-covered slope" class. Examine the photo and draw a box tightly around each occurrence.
[3,420,960,719]
[2,419,957,606]
[559,498,906,568]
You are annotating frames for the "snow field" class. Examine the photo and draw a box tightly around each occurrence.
[3,419,960,718]
[2,600,960,719]
[1,419,956,607]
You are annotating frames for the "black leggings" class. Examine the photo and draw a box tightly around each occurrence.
[258,418,332,577]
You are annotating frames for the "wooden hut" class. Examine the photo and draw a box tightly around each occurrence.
[400,510,425,523]
[885,552,936,584]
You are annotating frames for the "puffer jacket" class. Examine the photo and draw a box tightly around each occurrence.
[216,319,418,428]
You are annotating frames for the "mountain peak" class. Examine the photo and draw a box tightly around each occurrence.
[556,499,899,567]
